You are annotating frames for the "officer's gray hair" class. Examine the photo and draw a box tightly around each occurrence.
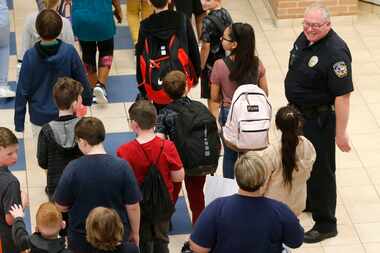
[305,2,331,22]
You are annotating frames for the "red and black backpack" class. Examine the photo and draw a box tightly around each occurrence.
[138,17,197,105]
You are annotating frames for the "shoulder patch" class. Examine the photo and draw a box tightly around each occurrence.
[333,61,348,78]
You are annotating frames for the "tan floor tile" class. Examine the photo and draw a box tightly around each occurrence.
[293,247,325,253]
[339,185,380,207]
[336,149,362,169]
[320,224,360,246]
[366,167,380,185]
[336,168,370,187]
[0,109,15,124]
[346,203,380,223]
[102,117,130,133]
[355,222,380,243]
[323,244,365,253]
[91,103,127,119]
[364,242,380,252]
[357,149,380,168]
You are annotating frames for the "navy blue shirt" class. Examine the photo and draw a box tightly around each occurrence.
[15,41,93,132]
[54,154,142,253]
[190,194,304,253]
[285,29,354,106]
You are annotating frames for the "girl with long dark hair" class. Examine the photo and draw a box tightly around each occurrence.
[258,105,316,216]
[209,22,268,178]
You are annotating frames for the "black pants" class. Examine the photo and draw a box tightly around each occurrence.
[172,0,205,18]
[303,110,337,233]
[140,219,170,253]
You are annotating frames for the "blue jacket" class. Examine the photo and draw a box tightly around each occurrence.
[15,41,92,132]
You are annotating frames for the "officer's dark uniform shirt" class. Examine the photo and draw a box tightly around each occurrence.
[285,29,354,106]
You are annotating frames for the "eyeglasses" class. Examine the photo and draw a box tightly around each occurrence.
[302,21,328,29]
[220,36,234,42]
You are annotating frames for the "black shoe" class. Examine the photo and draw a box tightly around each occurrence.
[304,228,338,243]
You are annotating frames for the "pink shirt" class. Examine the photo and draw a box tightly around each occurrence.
[210,58,266,107]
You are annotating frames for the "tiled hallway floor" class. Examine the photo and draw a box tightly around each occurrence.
[2,0,380,252]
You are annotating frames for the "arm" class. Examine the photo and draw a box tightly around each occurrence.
[189,239,211,253]
[200,43,210,70]
[55,203,70,213]
[15,54,32,132]
[209,83,221,120]
[135,26,147,96]
[125,203,140,245]
[335,93,351,152]
[186,18,201,78]
[258,74,269,96]
[112,0,122,23]
[170,168,185,182]
[10,204,31,251]
[20,15,35,61]
[37,129,48,170]
[62,18,76,46]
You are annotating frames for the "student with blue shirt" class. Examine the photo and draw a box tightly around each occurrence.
[71,0,122,104]
[189,152,304,253]
[54,117,142,253]
[14,9,92,139]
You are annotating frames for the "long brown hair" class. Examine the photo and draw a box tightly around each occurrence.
[275,105,304,188]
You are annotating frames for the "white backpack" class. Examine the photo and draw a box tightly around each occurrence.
[222,84,272,151]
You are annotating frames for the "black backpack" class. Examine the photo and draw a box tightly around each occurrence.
[139,141,175,223]
[138,15,197,105]
[167,100,221,176]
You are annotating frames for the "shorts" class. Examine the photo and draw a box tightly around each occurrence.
[174,0,205,18]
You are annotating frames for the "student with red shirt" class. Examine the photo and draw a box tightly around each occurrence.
[117,100,184,253]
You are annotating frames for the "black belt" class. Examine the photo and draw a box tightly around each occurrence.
[292,104,335,118]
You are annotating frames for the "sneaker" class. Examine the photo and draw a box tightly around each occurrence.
[0,86,15,98]
[93,84,108,104]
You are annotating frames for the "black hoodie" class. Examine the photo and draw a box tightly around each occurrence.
[12,217,71,253]
[135,10,201,95]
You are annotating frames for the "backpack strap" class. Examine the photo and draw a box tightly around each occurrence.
[206,15,226,36]
[137,139,165,166]
[223,56,234,72]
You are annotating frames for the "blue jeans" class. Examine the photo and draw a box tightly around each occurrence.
[0,8,9,87]
[219,106,238,179]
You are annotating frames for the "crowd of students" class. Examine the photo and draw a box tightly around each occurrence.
[0,0,321,252]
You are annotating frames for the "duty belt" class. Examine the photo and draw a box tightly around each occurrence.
[292,104,335,119]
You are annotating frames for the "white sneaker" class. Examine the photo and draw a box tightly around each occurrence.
[93,85,108,104]
[0,86,16,98]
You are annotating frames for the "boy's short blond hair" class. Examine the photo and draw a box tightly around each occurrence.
[36,202,63,237]
[234,152,267,192]
[86,207,124,251]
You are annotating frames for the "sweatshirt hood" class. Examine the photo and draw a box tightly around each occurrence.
[141,10,185,40]
[35,40,68,65]
[49,117,79,148]
[30,234,66,253]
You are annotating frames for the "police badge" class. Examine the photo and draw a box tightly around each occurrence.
[308,56,318,68]
[333,61,348,78]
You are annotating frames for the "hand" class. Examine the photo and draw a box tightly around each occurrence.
[9,204,24,219]
[21,191,29,208]
[336,132,351,152]
[114,8,122,24]
[128,232,139,246]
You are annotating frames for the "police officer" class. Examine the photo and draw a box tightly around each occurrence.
[285,3,353,243]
